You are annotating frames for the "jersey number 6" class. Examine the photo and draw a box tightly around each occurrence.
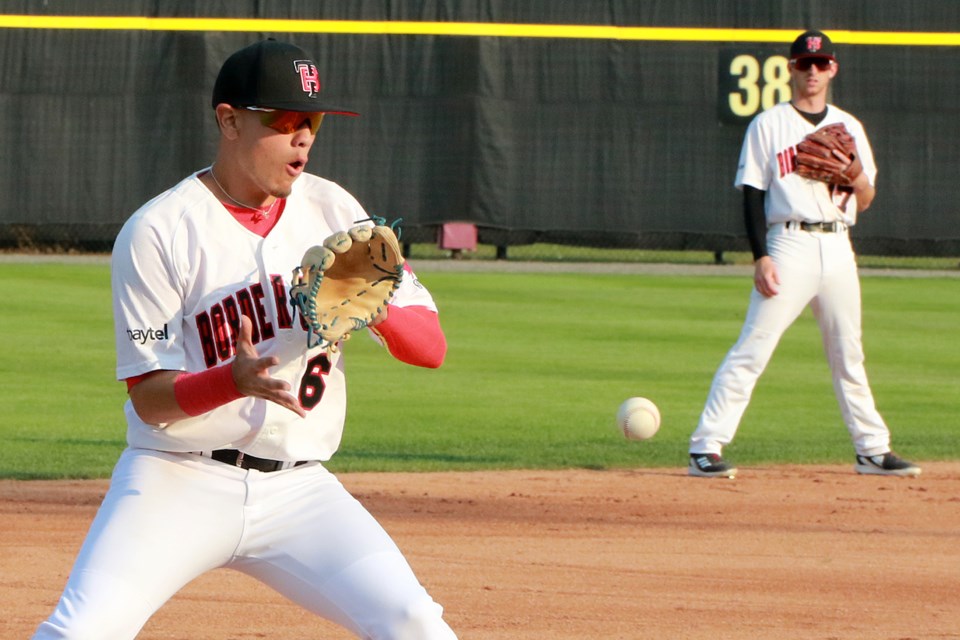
[298,353,332,410]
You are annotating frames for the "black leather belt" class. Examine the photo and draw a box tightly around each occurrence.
[210,449,309,473]
[786,220,845,233]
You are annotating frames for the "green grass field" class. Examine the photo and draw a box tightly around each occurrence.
[0,261,957,479]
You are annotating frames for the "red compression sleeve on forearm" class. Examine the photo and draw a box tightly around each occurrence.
[370,304,447,368]
[173,364,244,417]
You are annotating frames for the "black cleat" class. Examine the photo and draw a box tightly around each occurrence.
[854,452,921,477]
[688,453,737,478]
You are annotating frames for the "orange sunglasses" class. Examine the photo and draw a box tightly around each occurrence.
[244,107,325,135]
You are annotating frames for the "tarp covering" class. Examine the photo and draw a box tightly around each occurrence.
[2,2,959,254]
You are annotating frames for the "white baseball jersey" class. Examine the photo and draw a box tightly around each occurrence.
[111,169,437,461]
[734,101,877,227]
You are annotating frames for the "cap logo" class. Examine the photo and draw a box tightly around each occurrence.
[294,60,320,98]
[805,36,823,53]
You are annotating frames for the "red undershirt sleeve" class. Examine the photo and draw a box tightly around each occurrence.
[125,366,244,417]
[172,365,244,416]
[368,304,447,368]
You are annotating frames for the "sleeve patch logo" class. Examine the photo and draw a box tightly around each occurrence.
[126,323,169,345]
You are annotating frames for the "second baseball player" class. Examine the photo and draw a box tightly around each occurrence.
[687,30,920,480]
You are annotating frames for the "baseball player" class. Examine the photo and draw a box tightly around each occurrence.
[33,39,458,639]
[687,30,920,479]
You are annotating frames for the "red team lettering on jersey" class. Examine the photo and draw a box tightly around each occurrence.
[195,274,303,368]
[777,145,798,178]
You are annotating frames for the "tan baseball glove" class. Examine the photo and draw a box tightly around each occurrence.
[795,123,863,186]
[290,223,404,351]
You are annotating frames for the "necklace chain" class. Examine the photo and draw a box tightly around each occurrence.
[209,165,276,217]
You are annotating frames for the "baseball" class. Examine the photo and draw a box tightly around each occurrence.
[616,397,661,441]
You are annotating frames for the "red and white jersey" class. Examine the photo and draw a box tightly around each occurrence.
[111,170,437,461]
[734,101,877,226]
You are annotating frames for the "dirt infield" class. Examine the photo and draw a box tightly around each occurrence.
[3,464,959,639]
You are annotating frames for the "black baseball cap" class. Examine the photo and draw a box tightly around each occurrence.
[212,39,358,115]
[790,30,837,62]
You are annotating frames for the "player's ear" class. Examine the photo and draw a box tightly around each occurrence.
[214,104,241,139]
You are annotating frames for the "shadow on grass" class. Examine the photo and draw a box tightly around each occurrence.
[3,437,125,479]
[333,449,508,466]
[10,437,126,448]
[0,469,104,480]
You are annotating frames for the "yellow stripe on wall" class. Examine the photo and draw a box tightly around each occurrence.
[1,15,959,46]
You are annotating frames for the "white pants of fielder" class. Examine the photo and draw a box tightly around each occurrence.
[33,448,457,640]
[690,223,892,456]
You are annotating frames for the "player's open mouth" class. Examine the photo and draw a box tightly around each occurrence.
[287,160,306,175]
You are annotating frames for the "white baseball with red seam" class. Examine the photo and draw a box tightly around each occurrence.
[616,397,661,441]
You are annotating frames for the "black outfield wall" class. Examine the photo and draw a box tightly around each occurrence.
[1,2,958,255]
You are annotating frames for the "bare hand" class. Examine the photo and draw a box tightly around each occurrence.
[754,256,780,298]
[232,315,307,418]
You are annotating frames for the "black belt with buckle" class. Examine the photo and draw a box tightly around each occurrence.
[787,220,844,233]
[211,449,309,473]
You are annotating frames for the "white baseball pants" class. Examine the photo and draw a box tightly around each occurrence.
[33,448,457,640]
[690,223,892,457]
